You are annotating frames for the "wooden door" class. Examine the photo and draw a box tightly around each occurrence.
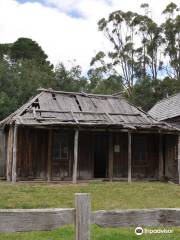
[113,133,128,178]
[52,132,70,179]
[132,134,148,178]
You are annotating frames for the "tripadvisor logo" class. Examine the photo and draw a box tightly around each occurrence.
[135,227,173,235]
[135,227,143,235]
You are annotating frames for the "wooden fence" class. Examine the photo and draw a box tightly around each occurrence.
[0,193,180,240]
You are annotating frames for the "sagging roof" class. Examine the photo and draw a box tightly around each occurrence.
[0,89,177,131]
[149,93,180,121]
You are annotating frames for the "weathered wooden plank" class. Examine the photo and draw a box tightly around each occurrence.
[0,208,75,232]
[0,130,6,177]
[72,129,79,184]
[92,208,180,227]
[159,134,164,180]
[6,127,14,182]
[75,193,91,240]
[12,125,18,183]
[47,129,52,181]
[128,131,132,183]
[108,133,113,181]
[35,109,141,117]
[178,134,180,184]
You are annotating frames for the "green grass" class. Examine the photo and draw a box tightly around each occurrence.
[0,181,180,239]
[0,181,180,209]
[0,225,180,240]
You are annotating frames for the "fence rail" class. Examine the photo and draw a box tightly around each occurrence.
[0,193,180,240]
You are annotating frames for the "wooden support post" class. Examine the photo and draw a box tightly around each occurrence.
[6,127,14,182]
[12,125,18,183]
[75,193,91,240]
[177,134,180,184]
[47,129,52,182]
[73,129,79,184]
[108,132,113,181]
[159,133,164,180]
[128,131,132,183]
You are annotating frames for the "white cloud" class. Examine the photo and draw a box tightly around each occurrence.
[0,0,179,72]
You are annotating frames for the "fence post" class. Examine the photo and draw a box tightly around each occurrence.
[75,193,91,240]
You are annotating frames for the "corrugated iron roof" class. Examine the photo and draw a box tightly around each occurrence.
[149,93,180,121]
[0,89,177,131]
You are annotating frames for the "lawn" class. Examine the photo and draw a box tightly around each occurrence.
[0,181,180,209]
[0,225,180,240]
[0,181,180,239]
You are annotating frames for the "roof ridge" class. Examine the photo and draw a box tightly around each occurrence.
[37,88,121,98]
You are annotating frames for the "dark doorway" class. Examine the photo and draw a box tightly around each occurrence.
[94,133,108,178]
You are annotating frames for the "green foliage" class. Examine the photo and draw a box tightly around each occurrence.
[0,43,12,60]
[10,38,48,64]
[0,59,54,119]
[130,77,180,111]
[54,63,88,92]
[0,2,179,117]
[87,65,123,94]
[162,3,180,79]
[129,78,157,111]
[89,1,180,109]
[0,38,55,119]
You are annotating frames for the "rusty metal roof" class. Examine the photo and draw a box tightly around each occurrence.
[0,89,177,131]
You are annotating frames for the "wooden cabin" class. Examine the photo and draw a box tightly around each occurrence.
[0,89,179,183]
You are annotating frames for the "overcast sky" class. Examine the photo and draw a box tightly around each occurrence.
[0,0,179,71]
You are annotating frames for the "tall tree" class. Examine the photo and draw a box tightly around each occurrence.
[134,13,163,80]
[162,2,180,79]
[0,38,55,119]
[92,10,139,95]
[91,8,164,95]
[10,38,48,64]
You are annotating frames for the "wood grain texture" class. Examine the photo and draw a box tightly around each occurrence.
[128,132,132,183]
[12,125,18,183]
[1,207,180,232]
[178,134,180,184]
[47,129,52,181]
[1,89,175,131]
[75,193,91,240]
[6,127,13,182]
[0,208,75,232]
[73,129,79,184]
[0,130,6,177]
[92,208,180,227]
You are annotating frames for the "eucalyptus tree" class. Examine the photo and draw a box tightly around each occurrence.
[162,2,180,79]
[134,13,163,80]
[91,10,140,95]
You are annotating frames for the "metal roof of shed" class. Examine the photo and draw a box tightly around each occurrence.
[149,93,180,121]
